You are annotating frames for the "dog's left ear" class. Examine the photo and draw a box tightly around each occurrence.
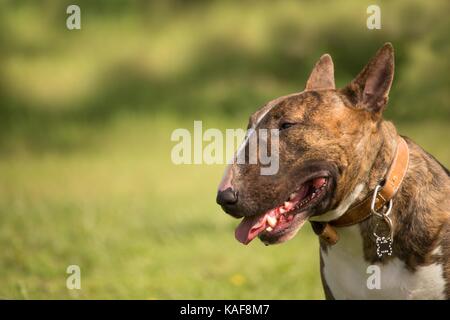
[305,54,335,91]
[341,43,394,116]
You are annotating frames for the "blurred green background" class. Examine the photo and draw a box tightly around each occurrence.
[0,0,448,299]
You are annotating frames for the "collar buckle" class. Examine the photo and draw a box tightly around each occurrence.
[370,184,393,218]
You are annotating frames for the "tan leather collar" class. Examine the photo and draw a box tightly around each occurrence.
[311,136,410,245]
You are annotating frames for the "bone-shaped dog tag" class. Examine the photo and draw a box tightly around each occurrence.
[375,236,392,258]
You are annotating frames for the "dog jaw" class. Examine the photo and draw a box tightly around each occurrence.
[310,183,365,222]
[234,176,332,245]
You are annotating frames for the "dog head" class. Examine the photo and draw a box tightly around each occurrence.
[217,43,395,245]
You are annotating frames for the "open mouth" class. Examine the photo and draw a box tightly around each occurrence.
[235,176,330,245]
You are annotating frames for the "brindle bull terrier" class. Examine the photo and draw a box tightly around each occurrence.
[216,43,450,299]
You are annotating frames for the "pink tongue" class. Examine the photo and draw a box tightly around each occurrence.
[235,213,268,245]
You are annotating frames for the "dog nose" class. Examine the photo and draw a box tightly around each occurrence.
[217,164,238,206]
[216,188,238,206]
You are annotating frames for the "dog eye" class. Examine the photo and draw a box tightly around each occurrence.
[280,122,296,130]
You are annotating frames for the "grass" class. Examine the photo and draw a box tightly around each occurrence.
[0,114,448,299]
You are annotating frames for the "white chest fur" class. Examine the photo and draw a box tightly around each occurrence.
[321,225,446,299]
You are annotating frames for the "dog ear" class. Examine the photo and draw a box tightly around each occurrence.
[305,54,335,91]
[342,43,394,116]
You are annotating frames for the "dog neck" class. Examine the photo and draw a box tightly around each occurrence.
[363,120,399,200]
[313,120,410,246]
[327,120,448,268]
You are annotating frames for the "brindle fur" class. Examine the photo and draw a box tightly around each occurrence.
[219,43,450,299]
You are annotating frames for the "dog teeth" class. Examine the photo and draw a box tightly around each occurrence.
[266,226,273,232]
[279,208,286,214]
[284,201,295,210]
[267,215,277,227]
[289,193,298,200]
